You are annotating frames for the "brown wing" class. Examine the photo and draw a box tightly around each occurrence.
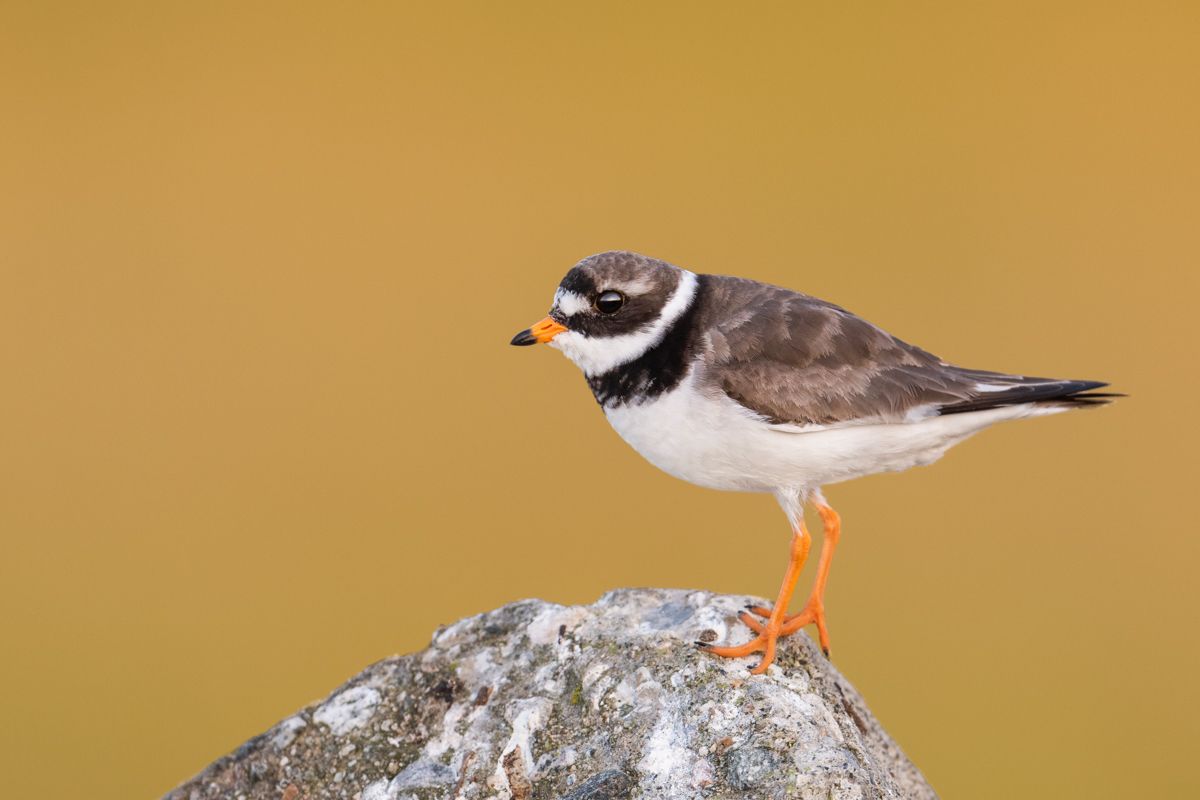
[695,275,1108,427]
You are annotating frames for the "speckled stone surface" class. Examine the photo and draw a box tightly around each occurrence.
[165,588,936,800]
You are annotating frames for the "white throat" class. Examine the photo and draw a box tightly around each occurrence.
[549,270,699,377]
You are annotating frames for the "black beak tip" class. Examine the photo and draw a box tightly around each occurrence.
[510,329,537,346]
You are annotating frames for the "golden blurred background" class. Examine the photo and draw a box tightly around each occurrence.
[2,3,1197,797]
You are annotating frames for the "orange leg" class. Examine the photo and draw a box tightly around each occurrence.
[697,517,812,674]
[745,502,842,656]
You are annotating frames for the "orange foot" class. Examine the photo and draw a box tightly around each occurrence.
[742,599,829,657]
[694,612,803,675]
[697,502,841,673]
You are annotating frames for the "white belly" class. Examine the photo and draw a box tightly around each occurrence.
[602,373,1058,493]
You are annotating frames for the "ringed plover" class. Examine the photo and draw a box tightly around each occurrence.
[511,251,1116,674]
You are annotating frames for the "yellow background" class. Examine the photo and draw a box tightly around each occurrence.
[2,3,1196,797]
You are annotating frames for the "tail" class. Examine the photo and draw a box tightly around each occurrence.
[938,371,1123,416]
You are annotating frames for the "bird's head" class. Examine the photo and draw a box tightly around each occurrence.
[511,251,698,376]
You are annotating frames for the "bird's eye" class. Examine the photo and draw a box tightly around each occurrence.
[596,290,625,314]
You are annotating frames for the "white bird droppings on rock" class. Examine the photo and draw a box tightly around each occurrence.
[498,696,553,782]
[313,685,380,736]
[359,778,390,800]
[637,709,697,792]
[527,604,591,646]
[269,715,306,750]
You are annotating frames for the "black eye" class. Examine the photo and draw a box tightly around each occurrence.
[595,290,625,314]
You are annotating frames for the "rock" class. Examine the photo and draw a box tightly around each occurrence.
[558,770,632,800]
[164,588,936,800]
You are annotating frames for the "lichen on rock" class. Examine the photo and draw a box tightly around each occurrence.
[165,588,936,799]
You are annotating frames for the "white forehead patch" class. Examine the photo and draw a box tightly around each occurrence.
[552,289,591,317]
[549,270,699,377]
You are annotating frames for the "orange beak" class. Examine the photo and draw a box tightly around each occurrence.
[510,316,567,346]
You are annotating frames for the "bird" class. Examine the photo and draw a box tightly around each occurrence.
[511,251,1116,674]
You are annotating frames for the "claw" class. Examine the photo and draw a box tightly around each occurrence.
[738,610,765,634]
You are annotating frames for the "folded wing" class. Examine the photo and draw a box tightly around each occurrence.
[698,275,1112,428]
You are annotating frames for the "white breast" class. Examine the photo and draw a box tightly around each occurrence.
[602,372,1063,494]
